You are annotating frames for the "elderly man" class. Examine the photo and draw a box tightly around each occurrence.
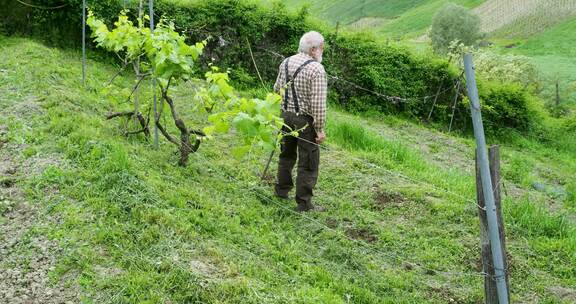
[273,31,328,212]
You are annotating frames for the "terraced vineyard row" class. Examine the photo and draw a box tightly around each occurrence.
[474,0,576,37]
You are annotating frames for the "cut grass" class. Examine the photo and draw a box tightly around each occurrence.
[1,36,575,303]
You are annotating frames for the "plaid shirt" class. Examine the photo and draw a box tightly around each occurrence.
[274,53,327,132]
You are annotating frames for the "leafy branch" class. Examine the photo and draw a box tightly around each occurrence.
[87,10,285,166]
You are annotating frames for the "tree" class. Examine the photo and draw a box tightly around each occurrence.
[430,3,482,55]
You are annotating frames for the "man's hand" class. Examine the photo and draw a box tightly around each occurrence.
[316,131,326,144]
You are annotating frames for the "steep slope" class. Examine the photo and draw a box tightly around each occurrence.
[493,16,576,104]
[261,0,576,41]
[281,0,431,24]
[1,36,575,303]
[261,0,484,37]
[475,0,576,38]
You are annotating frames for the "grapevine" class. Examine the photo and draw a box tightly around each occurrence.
[87,11,284,166]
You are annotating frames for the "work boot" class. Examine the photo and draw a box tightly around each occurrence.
[274,190,290,200]
[295,202,326,213]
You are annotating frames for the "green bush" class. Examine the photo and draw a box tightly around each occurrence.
[325,33,460,122]
[473,50,540,92]
[0,0,122,47]
[477,81,539,135]
[551,114,576,151]
[430,3,482,55]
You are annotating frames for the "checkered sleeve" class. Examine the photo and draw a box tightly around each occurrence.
[309,66,327,132]
[274,59,286,94]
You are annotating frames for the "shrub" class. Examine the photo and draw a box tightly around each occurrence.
[477,81,538,135]
[430,3,482,55]
[0,0,122,47]
[326,33,459,122]
[550,114,576,151]
[473,50,540,92]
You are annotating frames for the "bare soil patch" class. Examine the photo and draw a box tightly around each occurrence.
[0,122,79,303]
[345,227,378,243]
[373,190,408,209]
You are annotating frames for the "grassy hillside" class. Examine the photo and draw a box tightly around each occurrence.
[273,0,431,24]
[492,17,576,104]
[1,36,575,303]
[260,0,484,38]
[261,0,575,40]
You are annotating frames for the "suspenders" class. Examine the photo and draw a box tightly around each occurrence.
[283,57,316,114]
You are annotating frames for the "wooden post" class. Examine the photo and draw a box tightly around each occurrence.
[82,0,86,86]
[466,54,509,303]
[150,0,159,148]
[556,81,561,107]
[133,0,144,128]
[330,21,340,64]
[476,145,510,304]
[448,79,461,133]
[427,84,444,121]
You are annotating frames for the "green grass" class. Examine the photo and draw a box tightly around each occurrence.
[260,0,432,24]
[493,17,576,104]
[1,35,575,303]
[512,17,576,57]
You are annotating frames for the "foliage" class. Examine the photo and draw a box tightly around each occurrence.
[326,33,460,124]
[87,11,284,165]
[0,0,123,47]
[476,81,539,136]
[2,0,551,136]
[448,41,540,92]
[444,40,545,135]
[473,51,540,91]
[430,3,482,55]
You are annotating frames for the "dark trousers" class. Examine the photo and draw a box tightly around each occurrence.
[275,112,320,208]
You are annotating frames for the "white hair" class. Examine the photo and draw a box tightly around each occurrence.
[298,31,325,54]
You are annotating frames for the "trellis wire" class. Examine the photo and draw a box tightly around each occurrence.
[278,131,488,211]
[191,149,490,281]
[257,46,458,106]
[15,0,68,9]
